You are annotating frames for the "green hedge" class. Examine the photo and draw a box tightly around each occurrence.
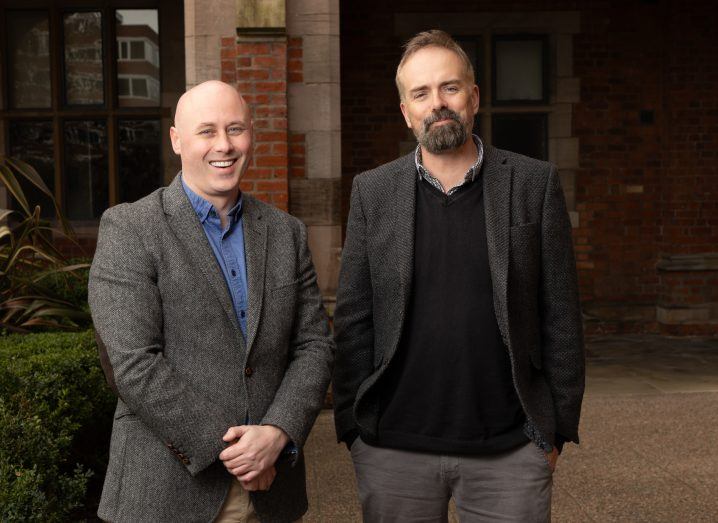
[0,330,115,521]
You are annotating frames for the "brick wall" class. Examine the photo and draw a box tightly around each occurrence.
[340,0,718,334]
[221,36,289,211]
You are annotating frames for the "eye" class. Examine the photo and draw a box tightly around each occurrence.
[445,85,459,93]
[198,128,214,136]
[413,91,427,100]
[227,126,244,135]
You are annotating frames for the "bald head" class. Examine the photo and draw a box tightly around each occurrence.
[170,81,253,208]
[174,80,249,132]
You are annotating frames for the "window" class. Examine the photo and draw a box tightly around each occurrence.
[457,34,549,160]
[1,5,167,221]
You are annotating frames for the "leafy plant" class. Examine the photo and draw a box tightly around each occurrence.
[0,156,91,333]
[0,330,115,521]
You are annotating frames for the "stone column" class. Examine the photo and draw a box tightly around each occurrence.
[184,0,236,87]
[286,0,342,300]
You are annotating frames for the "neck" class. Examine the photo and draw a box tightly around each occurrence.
[212,193,240,229]
[420,137,477,193]
[183,177,240,228]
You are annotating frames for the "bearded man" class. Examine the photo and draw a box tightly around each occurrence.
[332,30,585,522]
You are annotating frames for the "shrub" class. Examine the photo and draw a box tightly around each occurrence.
[0,330,115,521]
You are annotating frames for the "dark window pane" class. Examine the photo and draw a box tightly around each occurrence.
[132,78,148,98]
[64,120,108,219]
[63,12,104,105]
[116,10,160,107]
[119,120,162,203]
[118,77,130,95]
[8,121,55,218]
[493,37,546,104]
[492,113,547,160]
[7,11,51,108]
[130,40,145,59]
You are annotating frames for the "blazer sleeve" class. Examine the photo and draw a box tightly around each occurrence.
[331,177,376,444]
[539,166,585,444]
[259,220,335,450]
[88,206,237,477]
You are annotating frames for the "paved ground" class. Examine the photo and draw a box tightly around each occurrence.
[303,335,718,522]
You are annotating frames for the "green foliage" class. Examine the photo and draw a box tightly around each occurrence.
[0,156,91,333]
[0,330,115,521]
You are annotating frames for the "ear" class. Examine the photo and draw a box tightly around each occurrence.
[169,126,181,155]
[471,84,480,115]
[399,102,412,129]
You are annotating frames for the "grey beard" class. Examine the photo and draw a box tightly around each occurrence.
[419,119,468,154]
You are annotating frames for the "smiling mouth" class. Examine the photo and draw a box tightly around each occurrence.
[209,159,237,168]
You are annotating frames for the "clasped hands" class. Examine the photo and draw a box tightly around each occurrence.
[219,425,289,492]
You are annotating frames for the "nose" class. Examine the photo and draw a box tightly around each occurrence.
[430,90,447,111]
[213,131,233,153]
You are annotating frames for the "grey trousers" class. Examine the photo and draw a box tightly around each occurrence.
[350,440,552,523]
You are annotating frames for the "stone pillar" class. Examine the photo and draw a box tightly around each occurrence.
[286,0,342,300]
[184,0,236,87]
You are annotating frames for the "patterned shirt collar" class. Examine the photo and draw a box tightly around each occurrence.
[415,134,484,195]
[180,173,243,226]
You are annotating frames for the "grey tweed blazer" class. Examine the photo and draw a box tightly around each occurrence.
[332,145,584,452]
[89,174,334,522]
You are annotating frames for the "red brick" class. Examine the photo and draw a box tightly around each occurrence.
[256,155,286,167]
[256,180,287,192]
[256,81,286,93]
[238,69,270,81]
[254,56,282,68]
[255,131,286,142]
[237,43,270,55]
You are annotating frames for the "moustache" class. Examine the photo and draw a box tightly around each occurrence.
[423,108,462,133]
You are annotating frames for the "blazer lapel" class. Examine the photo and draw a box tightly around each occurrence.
[482,146,512,344]
[393,154,418,324]
[163,175,242,335]
[241,196,267,355]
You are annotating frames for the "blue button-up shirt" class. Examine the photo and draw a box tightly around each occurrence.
[182,177,249,338]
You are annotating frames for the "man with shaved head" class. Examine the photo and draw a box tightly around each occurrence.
[89,81,333,522]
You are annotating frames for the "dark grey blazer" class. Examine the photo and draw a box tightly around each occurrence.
[332,145,584,452]
[89,175,334,522]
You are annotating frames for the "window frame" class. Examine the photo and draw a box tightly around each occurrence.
[0,2,169,226]
[491,33,550,107]
[456,32,550,161]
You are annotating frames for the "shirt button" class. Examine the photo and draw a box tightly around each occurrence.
[244,366,253,377]
[240,310,245,318]
[231,269,236,277]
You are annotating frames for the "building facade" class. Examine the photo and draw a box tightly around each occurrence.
[1,0,716,335]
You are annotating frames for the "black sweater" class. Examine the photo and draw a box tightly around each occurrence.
[377,177,528,454]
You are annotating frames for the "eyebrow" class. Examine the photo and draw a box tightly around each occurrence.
[408,79,462,95]
[194,121,247,130]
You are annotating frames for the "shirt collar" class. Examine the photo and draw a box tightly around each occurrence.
[414,133,485,186]
[180,174,243,225]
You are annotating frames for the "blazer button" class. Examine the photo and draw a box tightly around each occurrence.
[244,366,253,377]
[182,457,191,465]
